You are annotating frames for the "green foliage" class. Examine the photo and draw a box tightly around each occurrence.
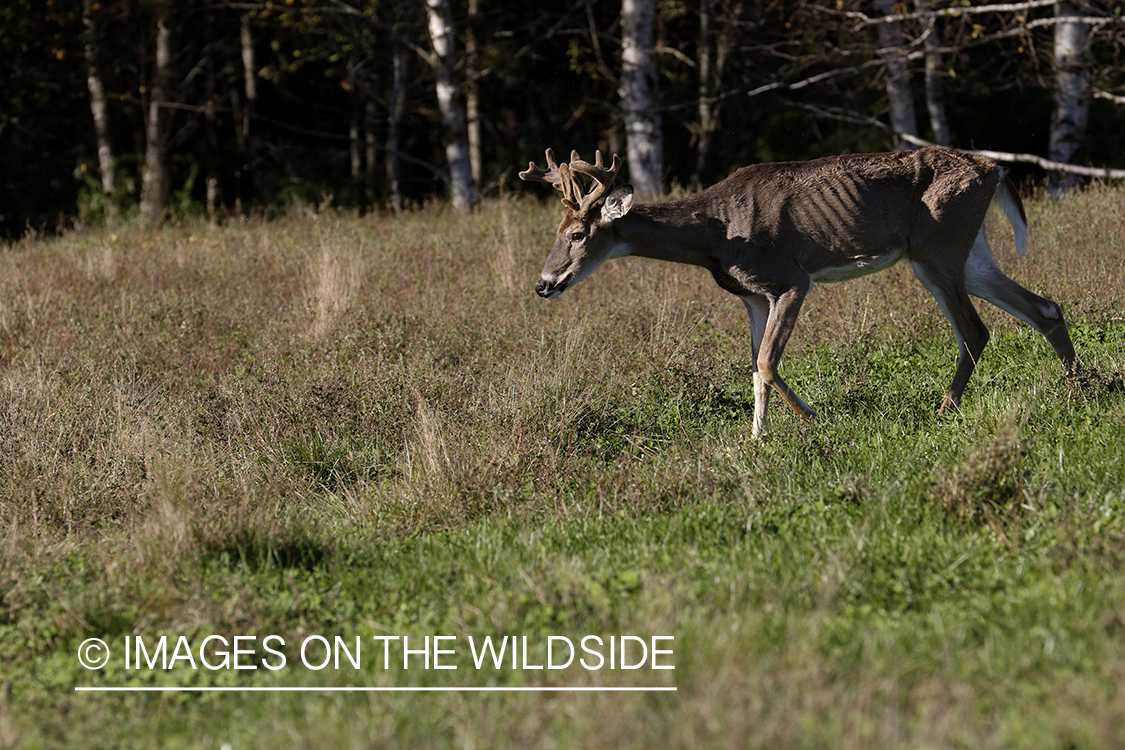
[171,162,202,219]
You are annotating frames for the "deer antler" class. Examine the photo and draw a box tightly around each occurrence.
[519,149,622,216]
[567,150,622,214]
[519,149,579,211]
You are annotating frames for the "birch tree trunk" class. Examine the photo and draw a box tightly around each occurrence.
[1048,2,1092,195]
[620,0,663,200]
[424,0,478,212]
[875,0,918,150]
[240,13,257,142]
[82,0,115,209]
[236,12,258,211]
[139,9,172,224]
[465,0,482,187]
[916,0,951,146]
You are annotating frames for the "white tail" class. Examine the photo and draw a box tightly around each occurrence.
[995,169,1029,256]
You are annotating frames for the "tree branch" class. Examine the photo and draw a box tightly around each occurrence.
[746,58,885,98]
[1094,89,1125,105]
[897,133,1125,179]
[788,99,1125,179]
[841,0,1059,28]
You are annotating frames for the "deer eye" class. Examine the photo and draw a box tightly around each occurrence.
[570,230,585,242]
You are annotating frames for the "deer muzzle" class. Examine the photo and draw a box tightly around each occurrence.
[535,276,567,299]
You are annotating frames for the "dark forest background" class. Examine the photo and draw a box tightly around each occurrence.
[3,0,1124,238]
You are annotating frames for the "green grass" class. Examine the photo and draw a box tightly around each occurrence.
[2,187,1125,748]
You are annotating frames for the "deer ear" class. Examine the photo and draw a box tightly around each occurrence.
[601,185,634,222]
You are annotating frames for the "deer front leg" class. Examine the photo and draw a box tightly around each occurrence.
[759,283,818,418]
[743,277,817,439]
[741,295,771,439]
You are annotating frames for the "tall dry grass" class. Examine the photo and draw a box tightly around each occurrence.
[1,185,1122,560]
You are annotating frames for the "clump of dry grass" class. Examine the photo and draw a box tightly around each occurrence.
[932,426,1031,539]
[305,228,364,340]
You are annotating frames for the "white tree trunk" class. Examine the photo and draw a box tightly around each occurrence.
[82,0,115,204]
[140,11,172,223]
[466,0,482,187]
[620,0,663,200]
[875,0,918,150]
[1048,2,1092,195]
[240,13,257,141]
[425,0,478,212]
[236,12,257,212]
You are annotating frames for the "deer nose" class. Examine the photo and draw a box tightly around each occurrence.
[535,275,566,299]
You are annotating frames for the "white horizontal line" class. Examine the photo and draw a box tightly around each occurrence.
[75,686,676,692]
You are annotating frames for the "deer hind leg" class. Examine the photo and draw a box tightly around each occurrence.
[911,260,991,416]
[751,280,818,437]
[964,229,1078,373]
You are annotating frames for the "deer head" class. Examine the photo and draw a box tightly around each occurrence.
[519,149,632,299]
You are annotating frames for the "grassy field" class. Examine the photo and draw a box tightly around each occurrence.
[2,184,1125,748]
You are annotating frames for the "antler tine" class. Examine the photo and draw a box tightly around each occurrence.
[567,150,623,213]
[519,148,565,192]
[576,150,606,172]
[556,162,581,211]
[521,148,621,214]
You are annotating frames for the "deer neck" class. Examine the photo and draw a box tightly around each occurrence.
[611,201,717,269]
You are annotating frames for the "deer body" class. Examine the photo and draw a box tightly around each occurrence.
[521,147,1076,438]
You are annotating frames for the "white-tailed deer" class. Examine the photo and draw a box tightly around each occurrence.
[520,147,1077,438]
